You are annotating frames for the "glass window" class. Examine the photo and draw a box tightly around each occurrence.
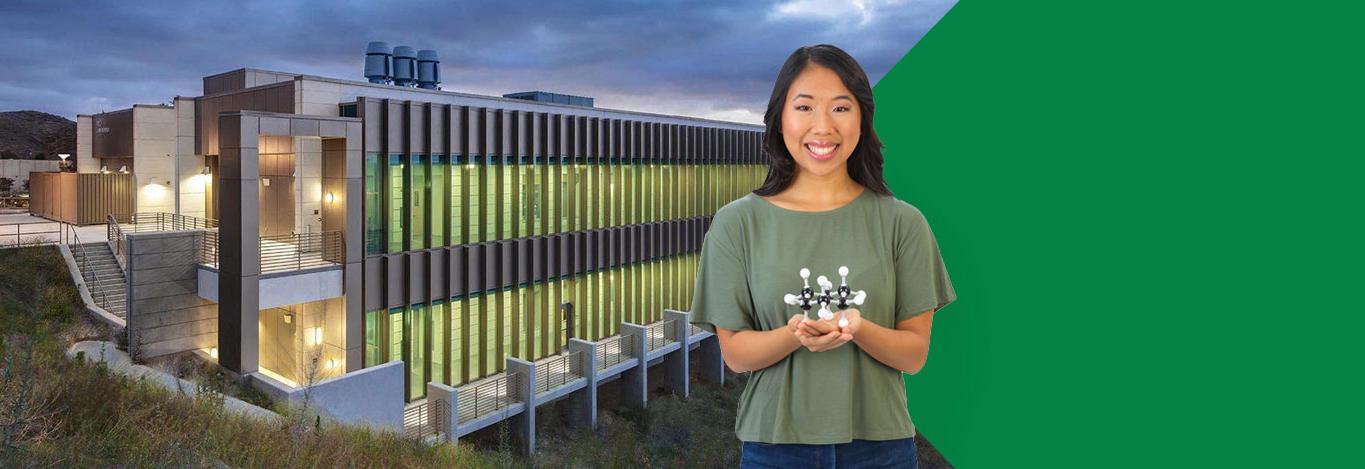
[406,303,427,401]
[365,154,383,255]
[469,293,483,379]
[469,158,483,244]
[410,154,427,250]
[450,155,463,246]
[388,155,405,253]
[450,297,465,385]
[389,307,403,364]
[431,155,445,247]
[364,309,383,367]
[431,301,446,386]
[503,158,515,240]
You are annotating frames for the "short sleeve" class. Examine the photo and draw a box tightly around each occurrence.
[894,205,957,322]
[688,218,755,333]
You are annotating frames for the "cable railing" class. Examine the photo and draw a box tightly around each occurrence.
[259,231,343,274]
[596,334,636,371]
[403,399,447,441]
[198,231,219,267]
[645,319,677,351]
[455,372,522,425]
[534,351,584,395]
[111,212,219,233]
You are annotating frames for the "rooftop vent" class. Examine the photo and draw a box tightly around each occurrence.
[363,41,392,84]
[392,46,418,87]
[416,50,441,90]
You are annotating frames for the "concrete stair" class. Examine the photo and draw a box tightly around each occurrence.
[73,243,127,320]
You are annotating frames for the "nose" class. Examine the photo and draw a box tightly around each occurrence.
[812,109,834,135]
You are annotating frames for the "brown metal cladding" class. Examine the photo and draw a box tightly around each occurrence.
[468,107,483,156]
[485,109,500,157]
[450,106,466,156]
[364,257,383,311]
[386,253,405,309]
[428,104,445,156]
[448,246,466,298]
[408,102,426,154]
[428,249,446,302]
[408,250,428,304]
[467,244,484,292]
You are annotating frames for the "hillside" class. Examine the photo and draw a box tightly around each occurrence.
[0,110,76,160]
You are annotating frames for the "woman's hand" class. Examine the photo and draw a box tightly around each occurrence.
[792,313,854,352]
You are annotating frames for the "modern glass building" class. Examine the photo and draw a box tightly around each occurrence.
[74,67,765,420]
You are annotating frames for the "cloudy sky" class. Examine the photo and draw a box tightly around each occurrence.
[0,0,954,124]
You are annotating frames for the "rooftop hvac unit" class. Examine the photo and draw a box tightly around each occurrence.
[364,41,392,84]
[392,46,417,87]
[417,49,441,90]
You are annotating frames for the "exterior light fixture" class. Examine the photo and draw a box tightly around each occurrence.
[201,166,211,175]
[208,347,218,359]
[324,359,337,371]
[58,153,70,161]
[118,165,128,174]
[100,165,109,174]
[307,327,323,346]
[325,192,335,204]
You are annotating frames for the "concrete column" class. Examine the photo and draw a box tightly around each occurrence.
[697,333,725,385]
[619,322,649,408]
[427,382,458,443]
[218,113,261,374]
[506,357,537,457]
[662,310,690,398]
[567,338,598,430]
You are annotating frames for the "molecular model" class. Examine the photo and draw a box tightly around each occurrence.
[782,266,867,328]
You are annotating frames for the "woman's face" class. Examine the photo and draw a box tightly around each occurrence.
[781,63,861,180]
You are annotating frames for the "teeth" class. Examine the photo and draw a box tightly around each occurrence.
[807,144,835,156]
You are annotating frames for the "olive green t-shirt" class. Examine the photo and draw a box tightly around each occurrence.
[688,188,956,444]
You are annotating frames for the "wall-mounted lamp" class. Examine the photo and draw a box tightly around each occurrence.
[324,192,335,204]
[208,347,218,359]
[100,165,109,174]
[58,153,70,161]
[118,165,128,174]
[306,327,322,346]
[262,177,271,187]
[324,359,337,371]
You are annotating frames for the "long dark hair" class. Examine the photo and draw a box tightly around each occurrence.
[754,44,893,197]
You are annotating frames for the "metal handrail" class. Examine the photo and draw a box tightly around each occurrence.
[534,351,583,394]
[106,214,127,267]
[259,231,343,274]
[403,399,447,441]
[199,231,219,267]
[113,212,218,233]
[66,223,108,309]
[455,372,521,425]
[0,220,62,248]
[596,334,636,371]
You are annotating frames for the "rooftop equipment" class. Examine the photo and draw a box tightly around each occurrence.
[392,46,418,87]
[363,41,393,84]
[417,49,441,90]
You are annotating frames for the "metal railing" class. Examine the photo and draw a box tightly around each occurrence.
[403,399,447,441]
[66,224,108,308]
[645,320,677,351]
[111,212,219,233]
[534,351,584,395]
[0,195,30,208]
[259,231,343,274]
[596,334,636,371]
[106,214,127,267]
[197,231,219,267]
[455,372,521,425]
[689,324,704,338]
[0,219,64,248]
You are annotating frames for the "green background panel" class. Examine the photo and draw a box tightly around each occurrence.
[877,1,1362,466]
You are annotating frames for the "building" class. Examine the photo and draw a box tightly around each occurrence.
[68,58,765,446]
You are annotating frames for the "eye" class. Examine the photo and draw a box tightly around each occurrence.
[794,104,812,112]
[834,105,852,113]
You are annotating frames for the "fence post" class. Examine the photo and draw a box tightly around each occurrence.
[567,338,598,430]
[427,382,458,443]
[506,357,537,457]
[662,310,690,398]
[619,322,649,409]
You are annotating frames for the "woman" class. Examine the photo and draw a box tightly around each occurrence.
[689,44,956,468]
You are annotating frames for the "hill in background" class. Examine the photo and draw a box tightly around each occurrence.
[0,110,76,160]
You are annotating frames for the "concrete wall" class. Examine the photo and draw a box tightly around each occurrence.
[126,230,218,359]
[252,360,405,432]
[132,105,178,214]
[175,97,206,218]
[0,160,60,188]
[76,115,95,173]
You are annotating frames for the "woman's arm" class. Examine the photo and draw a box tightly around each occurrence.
[850,309,936,374]
[713,315,806,373]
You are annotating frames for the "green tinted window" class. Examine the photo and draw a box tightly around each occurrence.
[388,155,405,253]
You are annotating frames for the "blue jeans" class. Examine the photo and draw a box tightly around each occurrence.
[740,438,917,469]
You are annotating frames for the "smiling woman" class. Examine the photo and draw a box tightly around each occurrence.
[689,44,957,469]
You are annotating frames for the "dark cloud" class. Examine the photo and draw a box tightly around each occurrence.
[0,0,955,123]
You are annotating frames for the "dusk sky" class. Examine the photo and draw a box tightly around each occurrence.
[0,0,954,124]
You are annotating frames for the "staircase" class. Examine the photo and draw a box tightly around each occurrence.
[73,242,128,320]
